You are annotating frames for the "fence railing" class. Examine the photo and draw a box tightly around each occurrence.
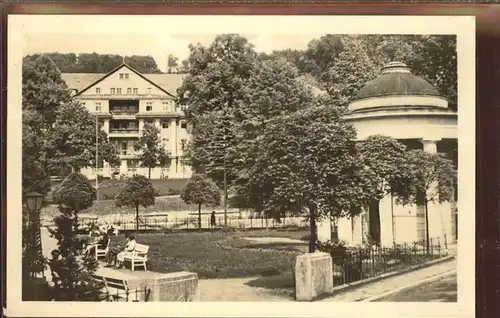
[331,237,447,286]
[102,287,151,302]
[116,216,309,231]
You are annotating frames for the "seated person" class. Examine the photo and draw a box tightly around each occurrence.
[105,233,130,267]
[85,230,109,257]
[115,234,137,269]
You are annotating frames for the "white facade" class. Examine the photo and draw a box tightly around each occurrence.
[64,64,192,180]
[318,62,458,247]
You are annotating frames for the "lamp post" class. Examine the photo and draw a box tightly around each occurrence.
[24,192,45,278]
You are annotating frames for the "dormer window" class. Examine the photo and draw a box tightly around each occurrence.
[96,88,100,94]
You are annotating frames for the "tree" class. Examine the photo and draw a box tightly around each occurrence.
[167,54,179,74]
[22,55,72,132]
[323,36,378,107]
[49,172,103,301]
[177,34,257,120]
[357,135,409,244]
[22,112,51,199]
[134,122,171,179]
[44,101,120,174]
[125,55,162,73]
[396,150,457,253]
[251,105,374,252]
[115,175,158,231]
[180,174,221,230]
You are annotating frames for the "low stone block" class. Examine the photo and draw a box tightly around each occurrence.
[127,271,199,302]
[295,252,333,301]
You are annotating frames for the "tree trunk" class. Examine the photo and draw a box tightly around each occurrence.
[308,203,317,253]
[424,198,430,254]
[148,167,151,179]
[198,203,202,231]
[136,204,139,232]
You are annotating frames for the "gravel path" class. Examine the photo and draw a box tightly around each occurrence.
[198,277,294,301]
[241,237,305,244]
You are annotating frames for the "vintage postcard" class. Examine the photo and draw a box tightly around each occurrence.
[6,14,475,317]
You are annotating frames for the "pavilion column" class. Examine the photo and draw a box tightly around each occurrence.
[317,213,332,243]
[420,138,448,246]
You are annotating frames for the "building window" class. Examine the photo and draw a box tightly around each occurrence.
[146,102,153,111]
[162,122,169,129]
[162,102,169,111]
[117,88,122,94]
[96,87,100,94]
[147,88,152,94]
[125,73,129,79]
[95,102,102,112]
[181,121,187,129]
[133,88,138,94]
[127,88,132,94]
[110,88,115,94]
[119,73,124,79]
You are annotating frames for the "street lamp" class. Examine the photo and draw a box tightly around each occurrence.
[24,192,44,278]
[25,192,44,217]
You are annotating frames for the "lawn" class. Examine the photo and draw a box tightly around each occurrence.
[111,230,306,279]
[46,178,190,202]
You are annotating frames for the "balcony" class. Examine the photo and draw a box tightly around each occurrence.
[110,109,138,120]
[108,129,140,138]
[119,150,140,159]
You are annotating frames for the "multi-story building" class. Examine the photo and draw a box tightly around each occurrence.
[61,63,192,180]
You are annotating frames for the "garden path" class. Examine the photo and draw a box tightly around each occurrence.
[320,258,457,302]
[198,277,294,301]
[241,237,304,244]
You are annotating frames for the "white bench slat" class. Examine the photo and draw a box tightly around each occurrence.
[123,244,149,271]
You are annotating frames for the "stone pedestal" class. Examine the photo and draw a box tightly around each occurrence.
[95,268,199,302]
[127,271,199,302]
[295,252,333,301]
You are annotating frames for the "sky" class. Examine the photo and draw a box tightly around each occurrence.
[21,15,321,72]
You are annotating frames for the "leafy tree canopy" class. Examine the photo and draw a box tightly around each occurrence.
[24,53,162,74]
[357,135,409,201]
[44,101,120,173]
[115,174,158,209]
[250,105,374,221]
[134,122,171,178]
[52,172,96,213]
[180,174,220,206]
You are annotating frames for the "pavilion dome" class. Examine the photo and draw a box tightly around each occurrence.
[353,61,440,101]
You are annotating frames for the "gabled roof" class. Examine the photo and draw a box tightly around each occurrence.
[69,63,184,98]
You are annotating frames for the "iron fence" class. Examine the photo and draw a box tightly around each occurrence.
[102,287,151,302]
[331,237,447,286]
[115,216,309,231]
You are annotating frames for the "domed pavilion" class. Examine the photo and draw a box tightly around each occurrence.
[319,62,458,247]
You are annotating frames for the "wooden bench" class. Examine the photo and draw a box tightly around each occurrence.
[93,275,150,302]
[95,240,111,260]
[123,244,149,271]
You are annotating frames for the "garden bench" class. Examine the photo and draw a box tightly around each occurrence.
[93,275,149,302]
[95,240,111,260]
[123,243,149,271]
